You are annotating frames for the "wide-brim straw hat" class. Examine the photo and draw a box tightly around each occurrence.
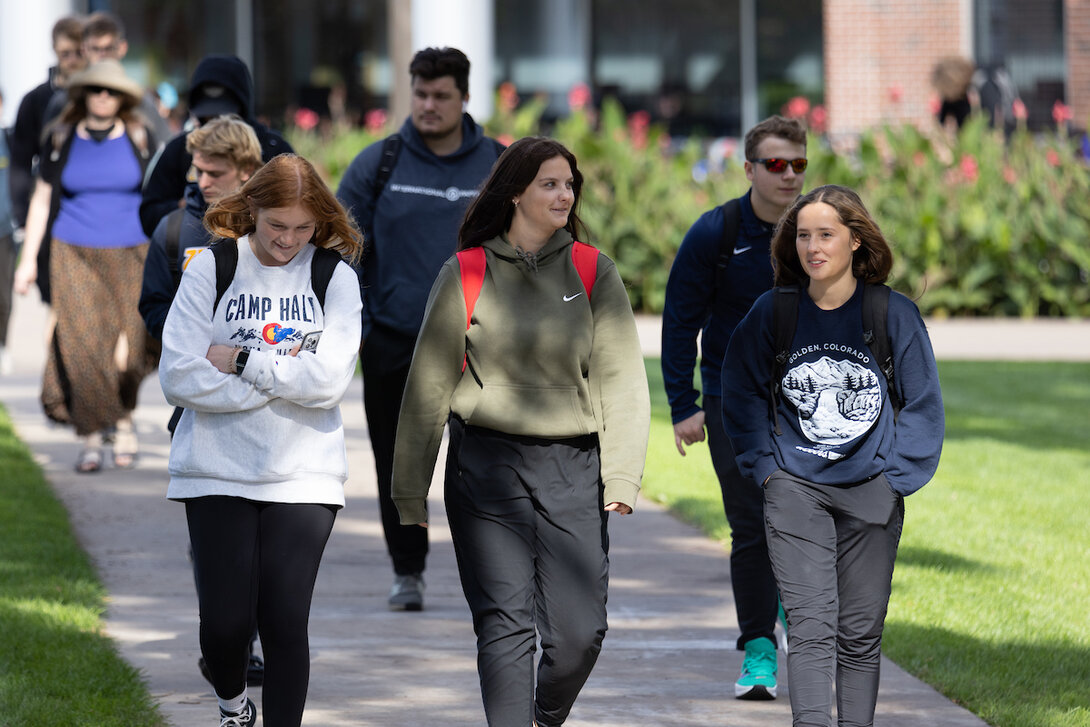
[67,59,143,103]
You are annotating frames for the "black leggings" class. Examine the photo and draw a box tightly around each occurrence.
[186,497,337,727]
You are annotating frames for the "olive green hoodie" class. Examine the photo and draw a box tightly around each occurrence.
[392,229,650,524]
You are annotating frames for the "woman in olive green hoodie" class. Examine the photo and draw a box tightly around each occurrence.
[392,137,649,726]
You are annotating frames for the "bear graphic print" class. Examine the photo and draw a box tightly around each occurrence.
[781,355,882,456]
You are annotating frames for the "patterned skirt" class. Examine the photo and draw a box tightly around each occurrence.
[42,239,156,436]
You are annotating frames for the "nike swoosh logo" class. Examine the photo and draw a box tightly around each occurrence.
[563,292,584,302]
[733,246,752,255]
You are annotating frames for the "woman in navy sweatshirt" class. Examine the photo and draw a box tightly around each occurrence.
[722,185,943,727]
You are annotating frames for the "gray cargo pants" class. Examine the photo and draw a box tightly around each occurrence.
[763,469,904,727]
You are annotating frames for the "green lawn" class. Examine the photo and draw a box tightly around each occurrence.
[0,406,164,727]
[643,359,1090,727]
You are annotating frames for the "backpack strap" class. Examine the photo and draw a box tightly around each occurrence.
[770,286,801,436]
[208,239,239,314]
[570,241,599,300]
[372,133,402,206]
[310,247,343,311]
[862,284,900,416]
[456,247,487,372]
[165,208,185,290]
[714,198,743,292]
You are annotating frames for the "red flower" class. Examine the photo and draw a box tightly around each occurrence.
[927,94,942,116]
[1052,100,1073,125]
[294,108,319,131]
[364,109,387,133]
[1012,98,1027,121]
[567,82,592,112]
[497,133,515,147]
[913,151,927,168]
[807,105,828,134]
[498,82,519,112]
[888,84,904,104]
[783,96,810,119]
[1046,148,1061,167]
[959,154,979,183]
[627,110,650,149]
[1002,166,1017,184]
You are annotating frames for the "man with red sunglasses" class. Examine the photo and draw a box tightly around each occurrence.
[661,114,807,701]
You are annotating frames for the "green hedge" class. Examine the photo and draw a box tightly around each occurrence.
[289,101,1090,317]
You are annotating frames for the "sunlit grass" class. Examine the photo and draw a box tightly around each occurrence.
[0,405,164,726]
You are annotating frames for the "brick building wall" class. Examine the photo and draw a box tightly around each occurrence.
[1067,0,1090,127]
[824,0,970,135]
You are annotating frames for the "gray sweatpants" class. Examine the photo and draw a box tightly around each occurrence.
[763,470,904,727]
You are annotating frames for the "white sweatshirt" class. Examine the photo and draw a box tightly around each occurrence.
[160,237,362,506]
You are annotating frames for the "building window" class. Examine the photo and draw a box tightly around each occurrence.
[974,0,1065,129]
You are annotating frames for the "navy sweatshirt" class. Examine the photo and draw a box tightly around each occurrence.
[661,190,775,423]
[139,185,210,341]
[336,114,502,340]
[722,281,944,496]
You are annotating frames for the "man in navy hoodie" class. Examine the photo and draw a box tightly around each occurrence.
[661,115,807,700]
[337,47,504,612]
[139,54,291,237]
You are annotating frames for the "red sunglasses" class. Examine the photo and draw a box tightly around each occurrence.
[749,157,808,173]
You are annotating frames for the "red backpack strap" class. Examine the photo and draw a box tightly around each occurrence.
[570,241,599,300]
[455,247,487,372]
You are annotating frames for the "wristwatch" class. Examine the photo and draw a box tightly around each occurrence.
[233,348,249,376]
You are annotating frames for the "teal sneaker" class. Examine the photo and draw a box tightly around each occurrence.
[777,601,789,654]
[735,636,778,699]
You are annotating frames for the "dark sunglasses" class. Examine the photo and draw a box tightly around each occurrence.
[750,157,808,173]
[85,85,122,97]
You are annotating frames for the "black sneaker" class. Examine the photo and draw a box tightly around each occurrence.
[219,697,256,727]
[388,573,424,611]
[198,654,263,686]
[246,653,264,686]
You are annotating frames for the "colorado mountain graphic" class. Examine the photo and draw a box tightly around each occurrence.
[782,355,882,444]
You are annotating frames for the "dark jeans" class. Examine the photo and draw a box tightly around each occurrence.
[763,471,904,727]
[445,418,609,727]
[186,497,337,727]
[704,395,779,650]
[361,324,428,575]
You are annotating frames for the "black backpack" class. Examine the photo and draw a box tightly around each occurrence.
[166,240,343,434]
[768,284,900,436]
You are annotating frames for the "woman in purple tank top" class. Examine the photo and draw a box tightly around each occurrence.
[14,59,159,473]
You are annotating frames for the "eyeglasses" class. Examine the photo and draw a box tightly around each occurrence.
[85,42,120,56]
[749,158,808,174]
[57,49,82,60]
[85,85,121,97]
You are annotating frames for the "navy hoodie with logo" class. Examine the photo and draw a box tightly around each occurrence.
[661,190,775,424]
[139,55,291,236]
[721,281,944,496]
[336,114,503,340]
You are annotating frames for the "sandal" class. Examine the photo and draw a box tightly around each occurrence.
[112,420,138,469]
[76,448,103,474]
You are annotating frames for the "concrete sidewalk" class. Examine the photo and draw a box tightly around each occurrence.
[0,294,1035,726]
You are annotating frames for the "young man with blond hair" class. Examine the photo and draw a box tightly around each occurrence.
[139,115,262,341]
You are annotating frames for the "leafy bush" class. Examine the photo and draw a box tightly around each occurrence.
[288,99,1090,317]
